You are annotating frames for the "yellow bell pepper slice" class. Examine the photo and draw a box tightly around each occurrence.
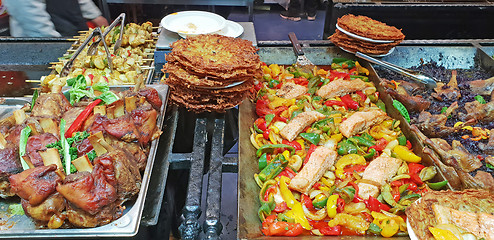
[393,145,421,163]
[429,227,460,240]
[335,154,366,179]
[380,218,400,237]
[326,194,339,218]
[269,64,281,77]
[285,202,312,230]
[279,176,296,208]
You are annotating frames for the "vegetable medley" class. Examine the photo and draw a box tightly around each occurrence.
[250,59,447,237]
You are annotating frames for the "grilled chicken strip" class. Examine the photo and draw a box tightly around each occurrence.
[277,82,307,99]
[280,111,325,142]
[433,204,494,240]
[358,155,402,199]
[339,109,387,138]
[316,78,367,99]
[289,146,337,194]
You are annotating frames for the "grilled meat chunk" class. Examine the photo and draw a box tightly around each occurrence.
[277,82,307,99]
[137,87,162,111]
[9,164,62,205]
[289,146,337,194]
[22,192,66,223]
[26,133,59,167]
[0,147,21,181]
[31,93,72,119]
[131,108,159,145]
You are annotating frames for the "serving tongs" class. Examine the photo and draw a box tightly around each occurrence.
[355,52,438,89]
[288,32,315,73]
[87,13,126,56]
[60,27,113,77]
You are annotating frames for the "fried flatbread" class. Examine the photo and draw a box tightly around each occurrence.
[337,14,405,41]
[330,30,397,55]
[406,189,494,240]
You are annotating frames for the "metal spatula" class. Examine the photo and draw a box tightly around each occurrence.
[288,32,315,72]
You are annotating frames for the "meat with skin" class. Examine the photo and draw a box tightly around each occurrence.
[137,87,162,110]
[415,102,460,137]
[276,82,307,99]
[0,147,21,181]
[25,133,59,167]
[432,70,461,101]
[316,78,367,99]
[474,171,494,193]
[5,124,24,146]
[106,136,147,171]
[280,111,326,142]
[467,76,494,96]
[65,201,122,228]
[358,155,402,199]
[460,100,494,123]
[94,147,141,202]
[31,93,72,119]
[430,139,482,173]
[57,163,117,215]
[289,146,337,194]
[339,109,387,138]
[61,107,84,132]
[9,165,61,205]
[76,138,94,157]
[131,108,159,145]
[22,192,65,223]
[385,88,430,113]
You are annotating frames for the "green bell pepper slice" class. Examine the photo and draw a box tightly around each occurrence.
[312,197,328,209]
[337,141,359,155]
[258,155,288,182]
[350,75,369,82]
[427,180,448,190]
[348,136,375,147]
[364,148,376,159]
[256,144,295,157]
[368,222,382,234]
[397,134,407,146]
[265,114,275,126]
[300,132,320,145]
[258,153,268,170]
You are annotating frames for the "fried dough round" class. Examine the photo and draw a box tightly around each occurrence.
[330,30,398,55]
[337,14,405,41]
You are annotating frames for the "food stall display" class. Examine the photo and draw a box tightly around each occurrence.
[41,22,157,92]
[246,60,448,237]
[162,34,261,112]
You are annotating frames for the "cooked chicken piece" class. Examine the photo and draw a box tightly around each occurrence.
[415,102,460,137]
[460,100,494,123]
[31,93,72,119]
[479,130,494,155]
[26,133,59,167]
[474,171,494,193]
[289,146,337,194]
[22,193,65,223]
[9,165,61,206]
[430,139,482,173]
[358,155,402,199]
[339,109,387,138]
[280,111,326,142]
[432,204,494,240]
[57,163,117,215]
[432,70,461,101]
[316,78,367,99]
[385,88,430,113]
[276,82,308,99]
[467,76,494,96]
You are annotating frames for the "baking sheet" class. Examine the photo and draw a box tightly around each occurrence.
[0,84,169,238]
[237,45,457,239]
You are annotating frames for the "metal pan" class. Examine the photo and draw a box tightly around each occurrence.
[237,45,449,239]
[0,84,169,238]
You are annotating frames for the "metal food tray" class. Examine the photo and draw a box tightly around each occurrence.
[0,84,169,238]
[236,44,479,239]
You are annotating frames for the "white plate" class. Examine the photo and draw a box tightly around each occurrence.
[407,218,419,240]
[161,11,226,37]
[336,24,395,43]
[338,45,395,57]
[214,20,244,38]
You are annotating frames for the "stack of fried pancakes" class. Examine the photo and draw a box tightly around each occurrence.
[330,14,405,55]
[163,34,262,112]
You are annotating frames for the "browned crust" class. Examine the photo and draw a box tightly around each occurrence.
[330,30,400,55]
[406,189,494,240]
[337,14,405,41]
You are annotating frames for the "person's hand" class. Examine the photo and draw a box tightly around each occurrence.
[91,16,109,27]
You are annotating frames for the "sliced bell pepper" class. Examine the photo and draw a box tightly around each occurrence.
[300,132,320,145]
[380,218,400,237]
[320,225,341,235]
[302,194,315,211]
[278,166,296,179]
[256,144,295,157]
[363,148,376,159]
[364,196,391,212]
[324,100,346,108]
[254,118,267,133]
[427,180,448,190]
[341,94,359,110]
[397,134,407,146]
[369,138,388,152]
[393,145,421,163]
[348,136,375,147]
[312,194,328,209]
[368,222,382,234]
[65,98,102,138]
[273,202,288,213]
[258,153,268,170]
[262,215,304,236]
[337,141,359,155]
[258,155,288,182]
[326,194,339,218]
[355,90,367,103]
[429,227,460,240]
[265,114,275,126]
[281,139,302,151]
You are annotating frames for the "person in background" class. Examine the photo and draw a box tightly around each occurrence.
[280,0,318,22]
[3,0,108,37]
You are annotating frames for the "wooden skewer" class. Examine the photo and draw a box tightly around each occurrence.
[67,49,76,52]
[67,38,80,41]
[152,26,160,29]
[145,39,155,43]
[26,80,41,83]
[78,30,89,33]
[48,66,56,69]
[49,62,61,65]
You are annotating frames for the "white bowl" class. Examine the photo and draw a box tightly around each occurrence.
[161,11,226,38]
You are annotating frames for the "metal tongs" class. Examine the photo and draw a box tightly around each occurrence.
[355,52,438,89]
[60,27,113,77]
[87,13,126,56]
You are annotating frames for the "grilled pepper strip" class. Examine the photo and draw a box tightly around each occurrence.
[258,155,288,182]
[65,98,102,138]
[256,144,295,157]
[349,136,375,147]
[326,194,339,218]
[258,180,277,221]
[337,141,358,155]
[300,132,320,145]
[258,153,268,170]
[392,100,410,123]
[427,180,448,190]
[341,94,359,110]
[393,145,421,163]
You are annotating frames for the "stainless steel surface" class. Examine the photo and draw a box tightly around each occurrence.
[156,22,257,49]
[288,32,315,71]
[0,84,169,238]
[356,51,438,88]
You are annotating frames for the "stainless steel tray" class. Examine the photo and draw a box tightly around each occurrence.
[237,44,465,239]
[0,84,169,238]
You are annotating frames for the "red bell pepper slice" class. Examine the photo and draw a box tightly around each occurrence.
[262,216,304,236]
[324,100,346,108]
[392,186,401,202]
[292,77,309,86]
[263,185,276,202]
[347,182,362,203]
[254,82,264,91]
[302,194,315,211]
[256,99,272,117]
[336,197,345,213]
[254,118,267,132]
[262,129,270,140]
[278,167,296,179]
[406,140,413,149]
[320,225,342,236]
[329,70,350,81]
[304,144,318,166]
[344,164,366,174]
[273,202,287,213]
[370,138,388,152]
[340,94,359,110]
[365,196,391,212]
[282,139,302,151]
[312,182,321,190]
[356,91,367,102]
[65,99,102,138]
